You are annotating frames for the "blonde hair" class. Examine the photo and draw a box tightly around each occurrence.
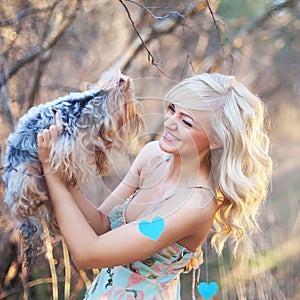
[164,73,272,256]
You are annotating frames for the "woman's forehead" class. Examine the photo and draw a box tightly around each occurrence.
[173,103,212,117]
[173,104,213,128]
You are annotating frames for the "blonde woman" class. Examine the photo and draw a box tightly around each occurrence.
[37,73,272,299]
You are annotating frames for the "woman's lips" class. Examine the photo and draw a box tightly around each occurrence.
[163,131,180,142]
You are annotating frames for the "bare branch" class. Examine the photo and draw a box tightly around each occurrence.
[180,15,196,79]
[25,5,58,113]
[236,0,296,37]
[205,0,225,70]
[0,36,15,131]
[115,1,203,74]
[118,0,155,65]
[0,0,81,87]
[205,0,221,37]
[200,0,296,73]
[25,53,52,114]
[126,0,184,20]
[0,79,15,132]
[0,1,60,27]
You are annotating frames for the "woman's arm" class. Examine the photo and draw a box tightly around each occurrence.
[68,186,110,235]
[66,140,158,230]
[98,141,160,216]
[38,124,215,270]
[64,142,152,234]
[40,164,214,269]
[37,113,142,236]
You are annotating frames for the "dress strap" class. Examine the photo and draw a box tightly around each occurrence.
[192,268,196,300]
[139,154,173,188]
[123,155,218,222]
[147,185,217,216]
[193,186,218,205]
[192,268,201,300]
[122,189,139,224]
[139,155,218,205]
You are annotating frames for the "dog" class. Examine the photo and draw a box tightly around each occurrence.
[1,70,143,263]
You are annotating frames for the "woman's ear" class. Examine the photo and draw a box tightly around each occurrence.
[209,140,222,150]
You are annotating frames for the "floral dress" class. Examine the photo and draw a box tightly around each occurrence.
[83,192,204,300]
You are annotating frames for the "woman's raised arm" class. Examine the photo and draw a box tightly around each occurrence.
[38,144,214,270]
[36,115,160,239]
[37,123,212,270]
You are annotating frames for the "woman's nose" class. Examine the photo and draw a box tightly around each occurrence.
[164,114,178,130]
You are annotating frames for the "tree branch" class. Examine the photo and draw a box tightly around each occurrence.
[0,0,81,87]
[199,0,297,73]
[0,36,15,131]
[236,0,296,37]
[115,1,205,74]
[25,4,59,113]
[118,0,171,77]
[0,1,60,27]
[126,0,184,20]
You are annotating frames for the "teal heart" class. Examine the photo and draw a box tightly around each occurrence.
[197,281,218,299]
[138,217,165,241]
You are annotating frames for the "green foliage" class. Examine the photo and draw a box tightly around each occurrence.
[218,0,269,21]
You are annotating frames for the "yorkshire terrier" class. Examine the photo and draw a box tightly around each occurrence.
[1,70,143,263]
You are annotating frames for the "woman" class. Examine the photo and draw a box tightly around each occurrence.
[37,73,272,299]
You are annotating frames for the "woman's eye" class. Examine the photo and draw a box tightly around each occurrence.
[168,104,175,113]
[183,120,193,127]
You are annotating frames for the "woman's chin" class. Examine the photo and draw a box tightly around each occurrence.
[158,137,179,154]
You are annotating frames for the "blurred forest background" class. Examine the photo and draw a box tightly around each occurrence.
[0,0,300,299]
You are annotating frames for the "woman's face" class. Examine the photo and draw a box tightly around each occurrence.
[159,103,213,157]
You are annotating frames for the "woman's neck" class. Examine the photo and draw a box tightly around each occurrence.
[165,151,211,188]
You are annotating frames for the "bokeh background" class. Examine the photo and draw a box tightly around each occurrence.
[0,0,299,299]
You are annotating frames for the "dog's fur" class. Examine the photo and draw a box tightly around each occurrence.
[2,70,143,263]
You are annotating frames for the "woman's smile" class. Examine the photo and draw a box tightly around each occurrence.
[163,131,180,142]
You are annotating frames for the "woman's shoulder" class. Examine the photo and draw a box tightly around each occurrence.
[141,140,163,153]
[133,141,169,180]
[137,141,167,161]
[172,186,217,229]
[177,188,217,236]
[126,141,167,183]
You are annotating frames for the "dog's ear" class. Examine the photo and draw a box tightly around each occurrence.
[84,82,94,90]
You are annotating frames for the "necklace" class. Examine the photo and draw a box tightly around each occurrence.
[124,184,217,225]
[148,185,217,215]
[126,155,217,223]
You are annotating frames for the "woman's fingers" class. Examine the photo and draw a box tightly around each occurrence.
[37,129,51,163]
[49,125,60,141]
[38,127,58,146]
[37,131,44,146]
[55,112,64,134]
[38,114,62,147]
[37,112,63,164]
[37,129,51,150]
[39,129,51,145]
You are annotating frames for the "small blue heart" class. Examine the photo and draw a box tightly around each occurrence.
[138,217,165,241]
[197,281,218,299]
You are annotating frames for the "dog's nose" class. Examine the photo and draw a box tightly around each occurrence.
[118,75,130,90]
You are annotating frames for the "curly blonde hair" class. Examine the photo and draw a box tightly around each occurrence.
[164,73,272,256]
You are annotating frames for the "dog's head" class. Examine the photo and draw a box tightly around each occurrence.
[70,70,144,177]
[91,69,144,150]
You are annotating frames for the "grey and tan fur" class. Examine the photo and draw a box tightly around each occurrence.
[1,70,143,263]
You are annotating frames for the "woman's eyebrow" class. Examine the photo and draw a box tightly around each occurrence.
[179,111,196,123]
[171,103,198,125]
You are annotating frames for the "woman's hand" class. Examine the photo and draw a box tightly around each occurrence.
[37,112,63,166]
